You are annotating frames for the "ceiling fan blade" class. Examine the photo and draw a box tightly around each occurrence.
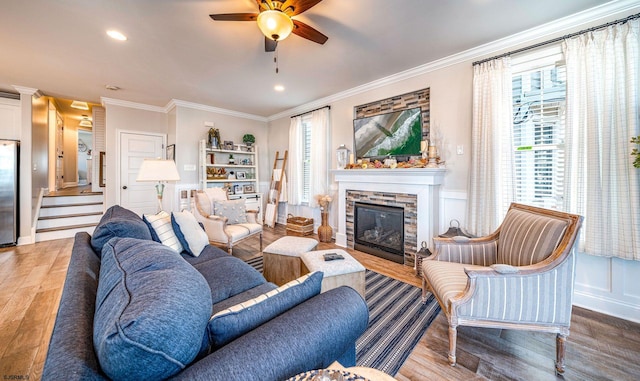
[282,0,323,16]
[209,13,258,22]
[265,37,278,52]
[292,19,328,44]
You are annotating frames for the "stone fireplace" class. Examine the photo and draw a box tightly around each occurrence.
[333,168,446,267]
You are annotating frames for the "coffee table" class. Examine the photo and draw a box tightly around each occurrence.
[262,236,318,286]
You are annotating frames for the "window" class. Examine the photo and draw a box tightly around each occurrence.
[511,49,566,209]
[301,115,312,203]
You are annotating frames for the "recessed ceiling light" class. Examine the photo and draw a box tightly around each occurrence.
[105,85,120,91]
[70,100,89,110]
[274,85,285,92]
[106,30,127,41]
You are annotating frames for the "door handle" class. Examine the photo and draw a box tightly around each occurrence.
[122,186,128,190]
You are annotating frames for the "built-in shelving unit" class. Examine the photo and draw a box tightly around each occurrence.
[199,139,262,222]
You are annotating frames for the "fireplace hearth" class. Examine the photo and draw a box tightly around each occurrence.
[354,202,404,264]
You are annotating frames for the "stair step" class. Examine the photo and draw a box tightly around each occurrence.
[39,203,104,217]
[35,225,97,242]
[38,211,103,220]
[36,223,98,234]
[41,201,103,208]
[42,194,104,206]
[37,213,103,230]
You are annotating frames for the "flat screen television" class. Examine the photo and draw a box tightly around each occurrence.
[353,107,422,160]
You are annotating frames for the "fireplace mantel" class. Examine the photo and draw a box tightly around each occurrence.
[332,168,446,264]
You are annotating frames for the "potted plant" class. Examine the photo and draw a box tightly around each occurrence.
[242,134,255,146]
[228,154,235,164]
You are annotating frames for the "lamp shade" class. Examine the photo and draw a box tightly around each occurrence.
[257,10,294,41]
[136,159,180,182]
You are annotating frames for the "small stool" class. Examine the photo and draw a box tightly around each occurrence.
[301,249,366,299]
[263,236,318,286]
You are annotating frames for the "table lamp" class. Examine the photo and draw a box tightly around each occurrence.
[136,159,181,212]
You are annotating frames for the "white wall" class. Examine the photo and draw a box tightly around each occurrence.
[265,8,640,322]
[103,103,169,208]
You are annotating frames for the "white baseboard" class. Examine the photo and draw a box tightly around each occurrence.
[573,291,640,324]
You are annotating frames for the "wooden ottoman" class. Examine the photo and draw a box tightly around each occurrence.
[263,236,318,286]
[301,249,366,299]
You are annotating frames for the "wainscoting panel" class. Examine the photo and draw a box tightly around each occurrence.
[438,190,468,235]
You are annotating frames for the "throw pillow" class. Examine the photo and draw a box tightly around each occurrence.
[213,199,247,224]
[207,271,323,350]
[94,238,212,381]
[143,211,184,253]
[91,205,152,257]
[171,211,209,257]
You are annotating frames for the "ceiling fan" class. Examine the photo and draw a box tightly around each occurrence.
[210,0,328,52]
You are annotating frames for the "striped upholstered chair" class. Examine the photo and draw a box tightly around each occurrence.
[421,203,582,375]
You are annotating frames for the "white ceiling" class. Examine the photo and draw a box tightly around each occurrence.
[0,0,615,118]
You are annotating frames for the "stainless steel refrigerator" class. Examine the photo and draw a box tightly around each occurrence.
[0,140,19,247]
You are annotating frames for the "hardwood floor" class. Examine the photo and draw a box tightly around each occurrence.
[1,225,639,380]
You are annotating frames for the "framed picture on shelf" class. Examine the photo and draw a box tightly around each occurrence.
[234,185,243,194]
[166,144,175,161]
[224,141,234,150]
[236,171,246,180]
[243,184,254,193]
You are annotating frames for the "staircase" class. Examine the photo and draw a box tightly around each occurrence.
[36,193,104,242]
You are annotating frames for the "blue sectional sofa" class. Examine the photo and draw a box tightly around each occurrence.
[42,205,369,380]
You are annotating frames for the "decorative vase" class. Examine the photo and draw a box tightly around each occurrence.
[318,211,333,243]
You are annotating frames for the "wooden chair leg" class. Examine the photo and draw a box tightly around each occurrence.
[421,278,429,304]
[259,232,263,252]
[556,333,567,375]
[448,325,457,366]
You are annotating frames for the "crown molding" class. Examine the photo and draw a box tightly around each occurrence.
[165,99,268,122]
[100,97,166,113]
[12,85,42,98]
[267,0,639,122]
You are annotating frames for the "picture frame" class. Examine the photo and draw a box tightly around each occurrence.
[236,171,246,180]
[243,184,254,193]
[224,140,235,150]
[166,144,175,161]
[234,184,243,194]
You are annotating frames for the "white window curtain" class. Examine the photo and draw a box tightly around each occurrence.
[467,57,515,236]
[287,116,304,205]
[308,107,330,208]
[563,19,640,261]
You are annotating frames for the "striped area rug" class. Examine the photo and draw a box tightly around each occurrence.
[243,256,440,376]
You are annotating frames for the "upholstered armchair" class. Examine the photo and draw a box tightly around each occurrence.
[191,188,262,254]
[421,203,582,375]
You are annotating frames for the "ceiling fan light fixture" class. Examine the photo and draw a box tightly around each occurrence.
[257,10,293,41]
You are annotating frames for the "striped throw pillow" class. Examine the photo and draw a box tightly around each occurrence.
[206,271,323,350]
[143,211,184,253]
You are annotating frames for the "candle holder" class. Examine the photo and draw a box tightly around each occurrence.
[427,145,438,168]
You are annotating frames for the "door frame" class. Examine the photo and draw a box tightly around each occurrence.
[115,129,166,206]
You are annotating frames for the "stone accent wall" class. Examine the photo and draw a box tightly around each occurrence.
[346,190,417,267]
[354,88,431,142]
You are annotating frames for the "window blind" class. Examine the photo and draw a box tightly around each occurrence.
[512,59,566,209]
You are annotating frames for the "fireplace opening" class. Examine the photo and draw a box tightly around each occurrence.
[354,202,404,264]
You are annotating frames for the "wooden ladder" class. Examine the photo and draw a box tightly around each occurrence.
[264,150,288,228]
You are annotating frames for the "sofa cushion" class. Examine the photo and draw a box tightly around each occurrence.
[90,205,152,257]
[497,209,569,266]
[143,210,184,253]
[193,256,267,305]
[213,199,247,224]
[172,211,208,257]
[94,238,212,381]
[207,271,323,350]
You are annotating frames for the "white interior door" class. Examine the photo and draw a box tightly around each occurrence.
[120,132,164,216]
